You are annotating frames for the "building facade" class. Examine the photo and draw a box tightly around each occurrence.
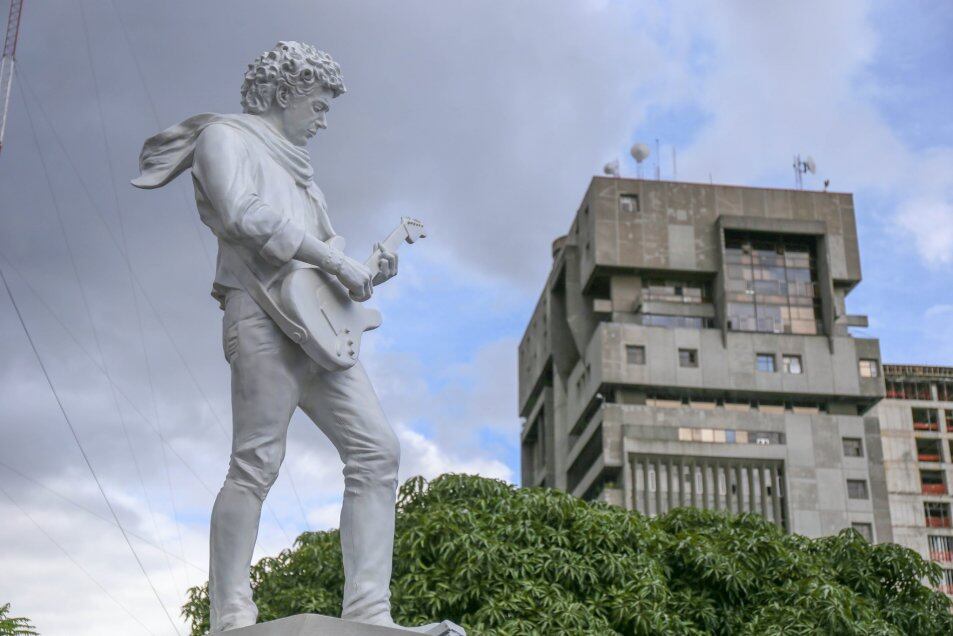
[877,364,953,595]
[519,177,891,541]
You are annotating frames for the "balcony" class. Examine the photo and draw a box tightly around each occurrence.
[912,408,941,431]
[921,470,946,495]
[917,439,942,463]
[929,536,953,562]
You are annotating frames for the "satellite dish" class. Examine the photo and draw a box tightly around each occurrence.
[603,159,620,177]
[805,156,816,174]
[630,143,651,163]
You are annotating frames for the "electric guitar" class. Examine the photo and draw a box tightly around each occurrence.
[278,216,426,371]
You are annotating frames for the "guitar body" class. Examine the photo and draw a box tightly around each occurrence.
[277,218,425,372]
[281,265,381,372]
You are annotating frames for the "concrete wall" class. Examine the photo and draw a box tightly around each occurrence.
[518,177,888,544]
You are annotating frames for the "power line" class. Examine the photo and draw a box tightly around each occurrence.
[17,71,184,609]
[0,459,205,572]
[0,483,156,635]
[0,250,217,497]
[16,67,297,547]
[0,262,182,634]
[78,0,187,591]
[106,0,214,268]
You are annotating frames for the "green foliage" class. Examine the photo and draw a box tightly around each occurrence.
[183,474,953,635]
[0,604,37,636]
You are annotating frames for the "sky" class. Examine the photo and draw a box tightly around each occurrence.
[0,1,950,634]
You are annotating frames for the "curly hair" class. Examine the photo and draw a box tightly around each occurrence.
[240,41,346,114]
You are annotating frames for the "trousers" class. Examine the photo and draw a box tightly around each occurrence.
[209,290,400,632]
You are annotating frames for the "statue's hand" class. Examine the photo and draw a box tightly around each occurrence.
[336,254,373,302]
[372,242,398,285]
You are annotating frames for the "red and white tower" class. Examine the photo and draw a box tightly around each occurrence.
[0,0,25,155]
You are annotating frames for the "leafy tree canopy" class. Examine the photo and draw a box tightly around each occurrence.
[0,603,37,636]
[184,474,953,635]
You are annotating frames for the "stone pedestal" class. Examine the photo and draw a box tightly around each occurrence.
[227,615,465,636]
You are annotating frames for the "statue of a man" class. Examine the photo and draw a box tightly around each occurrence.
[132,41,459,634]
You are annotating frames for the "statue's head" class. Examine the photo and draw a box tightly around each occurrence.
[241,41,346,146]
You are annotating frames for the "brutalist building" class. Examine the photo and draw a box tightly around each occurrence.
[519,177,891,541]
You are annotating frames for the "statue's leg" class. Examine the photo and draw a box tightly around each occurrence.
[298,361,399,625]
[209,291,306,632]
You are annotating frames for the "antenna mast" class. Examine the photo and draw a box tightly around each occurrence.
[0,0,25,156]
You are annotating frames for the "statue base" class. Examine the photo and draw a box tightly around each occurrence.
[226,614,465,636]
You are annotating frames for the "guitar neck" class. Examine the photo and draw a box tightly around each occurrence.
[363,224,409,277]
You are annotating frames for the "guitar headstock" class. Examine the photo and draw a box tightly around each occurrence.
[400,216,427,244]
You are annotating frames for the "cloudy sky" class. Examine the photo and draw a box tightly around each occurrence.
[0,1,950,633]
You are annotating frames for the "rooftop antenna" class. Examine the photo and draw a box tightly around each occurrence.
[630,142,650,179]
[603,159,620,178]
[654,138,661,180]
[793,154,816,190]
[0,0,26,156]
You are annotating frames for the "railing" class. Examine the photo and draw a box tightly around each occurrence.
[929,550,953,562]
[926,517,952,528]
[918,453,941,462]
[913,421,940,431]
[922,484,947,495]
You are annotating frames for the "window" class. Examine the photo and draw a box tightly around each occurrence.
[886,379,931,400]
[677,427,783,445]
[913,408,941,432]
[946,410,953,432]
[942,569,953,596]
[842,437,864,458]
[756,353,776,373]
[859,359,879,378]
[782,354,803,374]
[642,279,710,304]
[679,349,698,368]
[916,438,942,462]
[626,345,646,365]
[929,535,953,562]
[921,470,946,495]
[846,479,869,499]
[724,233,822,335]
[641,315,713,329]
[925,502,952,528]
[938,382,953,402]
[851,522,873,542]
[619,194,640,214]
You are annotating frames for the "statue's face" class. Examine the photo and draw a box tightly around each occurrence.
[275,84,334,146]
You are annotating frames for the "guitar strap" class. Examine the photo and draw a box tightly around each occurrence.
[219,242,310,345]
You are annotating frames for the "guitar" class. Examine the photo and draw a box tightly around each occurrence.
[279,216,426,371]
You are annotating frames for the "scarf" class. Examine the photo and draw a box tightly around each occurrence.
[131,113,315,189]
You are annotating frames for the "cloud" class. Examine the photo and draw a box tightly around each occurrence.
[396,425,512,483]
[0,0,950,633]
[896,197,953,265]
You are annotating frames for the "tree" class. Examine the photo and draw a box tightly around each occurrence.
[0,604,37,636]
[184,474,953,635]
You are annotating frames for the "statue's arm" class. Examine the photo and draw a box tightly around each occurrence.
[193,125,374,300]
[193,125,305,266]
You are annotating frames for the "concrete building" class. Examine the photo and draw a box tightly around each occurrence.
[877,364,953,596]
[518,177,891,541]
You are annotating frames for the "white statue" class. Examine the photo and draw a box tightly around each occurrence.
[132,42,462,635]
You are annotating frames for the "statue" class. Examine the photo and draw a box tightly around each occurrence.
[132,42,463,635]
